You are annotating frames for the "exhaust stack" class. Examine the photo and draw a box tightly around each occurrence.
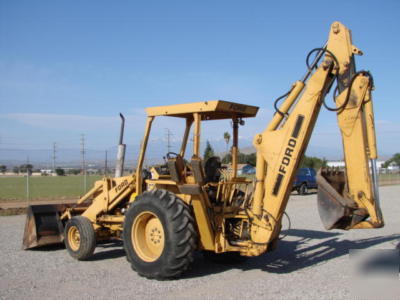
[115,113,126,178]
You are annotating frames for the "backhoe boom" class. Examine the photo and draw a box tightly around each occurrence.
[248,22,383,251]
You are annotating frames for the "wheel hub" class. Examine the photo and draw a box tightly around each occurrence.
[68,226,81,251]
[132,211,165,262]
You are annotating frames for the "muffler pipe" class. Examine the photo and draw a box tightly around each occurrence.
[115,113,126,178]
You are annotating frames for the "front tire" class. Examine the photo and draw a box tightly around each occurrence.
[123,189,197,279]
[64,216,96,260]
[298,183,308,195]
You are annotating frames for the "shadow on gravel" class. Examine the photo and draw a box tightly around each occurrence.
[29,244,65,251]
[90,249,126,261]
[26,239,127,260]
[89,240,126,261]
[183,229,400,279]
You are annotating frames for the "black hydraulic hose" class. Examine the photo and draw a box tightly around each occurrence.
[273,47,339,117]
[306,48,339,72]
[272,47,374,116]
[323,70,374,112]
[273,87,293,117]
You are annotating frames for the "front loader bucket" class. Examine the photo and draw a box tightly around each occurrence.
[22,204,67,250]
[317,169,366,230]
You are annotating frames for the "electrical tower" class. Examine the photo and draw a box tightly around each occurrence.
[81,134,87,192]
[104,150,108,176]
[165,128,173,153]
[52,142,57,174]
[26,156,30,203]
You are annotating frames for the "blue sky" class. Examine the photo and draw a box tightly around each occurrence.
[1,0,399,163]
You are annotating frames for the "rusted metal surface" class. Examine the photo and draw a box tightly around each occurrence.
[22,204,69,250]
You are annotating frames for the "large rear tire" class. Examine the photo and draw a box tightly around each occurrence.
[123,189,197,279]
[64,216,96,260]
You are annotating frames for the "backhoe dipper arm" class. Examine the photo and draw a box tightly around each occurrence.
[248,22,383,247]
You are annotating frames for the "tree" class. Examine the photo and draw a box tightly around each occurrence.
[0,165,6,174]
[223,132,231,155]
[67,169,81,175]
[246,153,257,166]
[300,155,326,170]
[383,153,400,168]
[222,153,232,164]
[203,140,215,162]
[13,166,19,174]
[55,168,65,176]
[237,152,247,164]
[222,152,256,165]
[19,164,33,174]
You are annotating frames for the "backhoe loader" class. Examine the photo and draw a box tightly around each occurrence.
[23,21,384,279]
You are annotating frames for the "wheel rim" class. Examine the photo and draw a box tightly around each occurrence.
[132,211,165,262]
[68,225,80,251]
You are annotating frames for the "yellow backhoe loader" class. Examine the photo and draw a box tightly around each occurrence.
[23,21,384,279]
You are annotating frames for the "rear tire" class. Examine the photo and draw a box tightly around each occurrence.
[64,216,96,260]
[298,183,308,195]
[123,189,197,279]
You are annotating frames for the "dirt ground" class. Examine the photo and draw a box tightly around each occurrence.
[0,186,399,299]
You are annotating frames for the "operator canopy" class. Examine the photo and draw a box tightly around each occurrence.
[145,100,259,120]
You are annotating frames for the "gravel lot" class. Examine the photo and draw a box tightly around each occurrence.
[1,186,399,299]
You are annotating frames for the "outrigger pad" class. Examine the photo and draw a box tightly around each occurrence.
[317,169,357,230]
[22,204,67,250]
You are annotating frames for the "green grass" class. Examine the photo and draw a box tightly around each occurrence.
[1,172,398,203]
[0,175,102,202]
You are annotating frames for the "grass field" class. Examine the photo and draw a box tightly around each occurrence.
[0,173,398,202]
[0,175,102,202]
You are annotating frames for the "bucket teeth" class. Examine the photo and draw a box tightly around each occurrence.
[22,204,67,250]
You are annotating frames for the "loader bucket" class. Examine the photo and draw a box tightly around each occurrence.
[22,204,67,250]
[317,169,366,230]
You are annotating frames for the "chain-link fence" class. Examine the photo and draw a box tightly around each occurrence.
[379,171,400,186]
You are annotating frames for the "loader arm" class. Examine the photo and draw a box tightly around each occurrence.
[249,21,383,246]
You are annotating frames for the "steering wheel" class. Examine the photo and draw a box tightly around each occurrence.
[166,152,180,159]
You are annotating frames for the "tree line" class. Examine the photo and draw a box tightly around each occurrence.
[203,138,327,169]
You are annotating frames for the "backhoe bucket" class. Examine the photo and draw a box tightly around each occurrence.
[317,169,365,230]
[22,204,67,250]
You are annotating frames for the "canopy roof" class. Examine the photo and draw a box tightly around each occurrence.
[145,100,259,120]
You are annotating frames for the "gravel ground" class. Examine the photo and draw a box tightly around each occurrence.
[1,186,399,300]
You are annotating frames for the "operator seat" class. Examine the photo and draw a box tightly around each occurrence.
[204,156,221,183]
[167,154,186,184]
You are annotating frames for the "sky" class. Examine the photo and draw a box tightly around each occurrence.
[0,0,400,164]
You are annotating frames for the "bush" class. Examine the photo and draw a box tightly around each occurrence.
[55,168,65,176]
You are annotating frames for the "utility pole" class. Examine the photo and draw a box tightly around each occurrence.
[104,150,108,176]
[26,156,30,204]
[52,142,57,175]
[165,128,173,153]
[81,134,87,192]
